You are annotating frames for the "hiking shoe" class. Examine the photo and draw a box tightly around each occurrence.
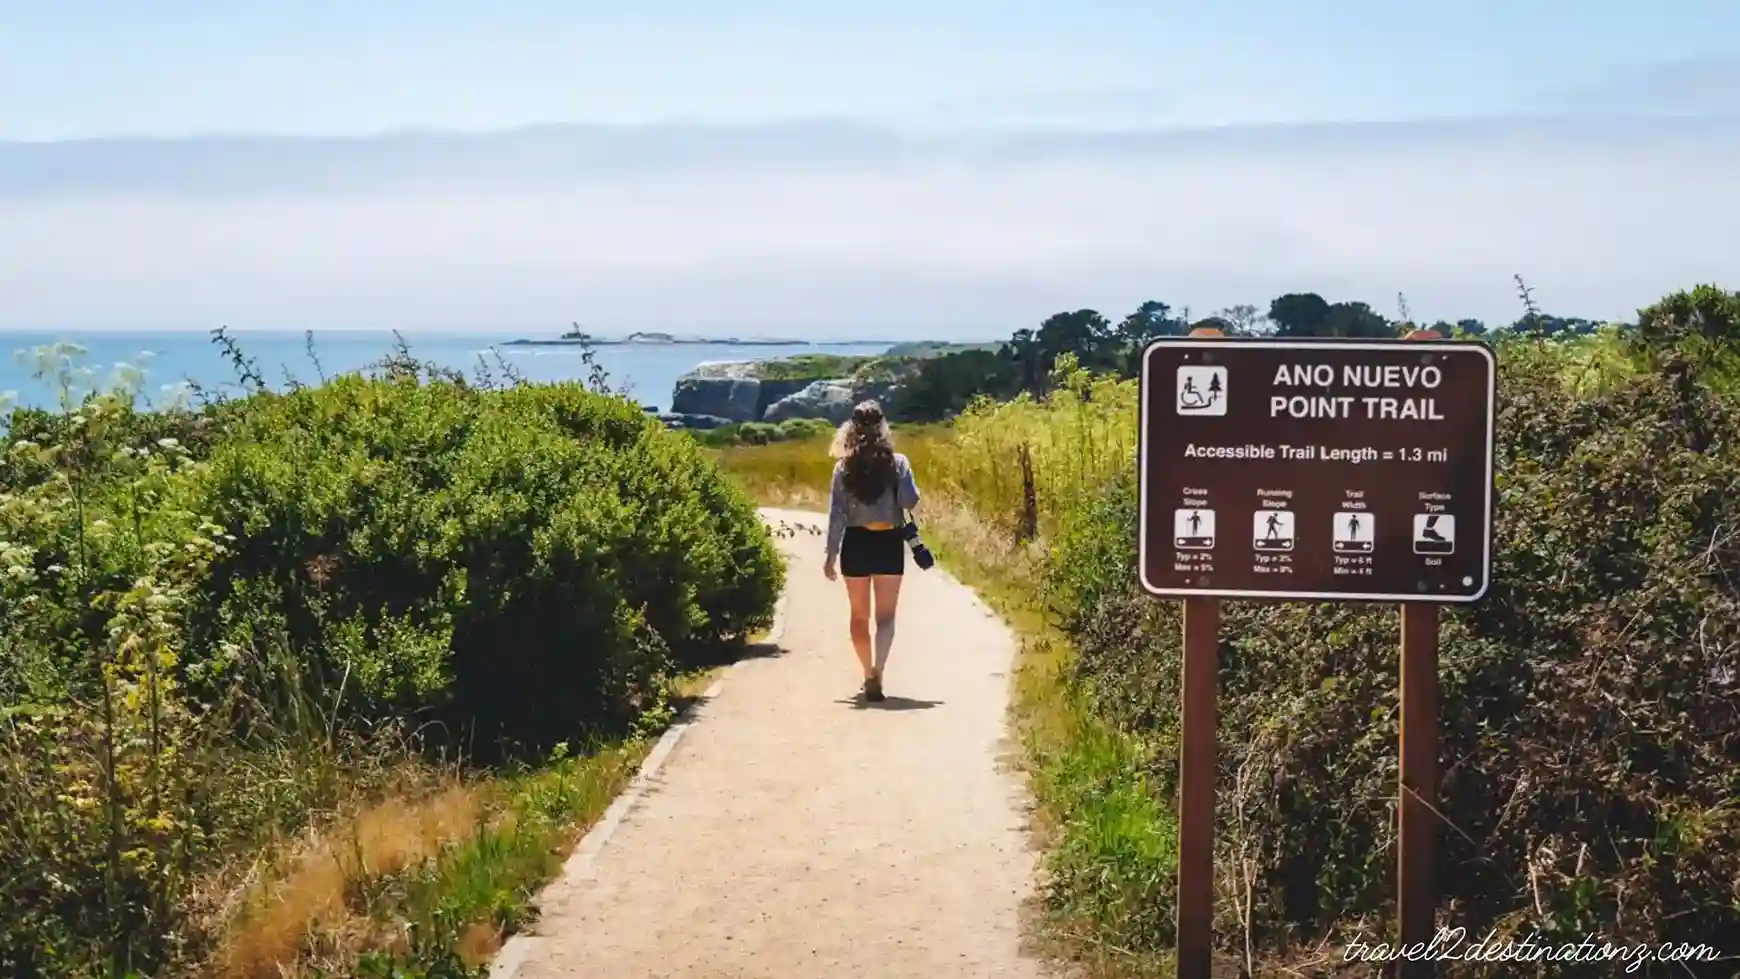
[864,675,886,702]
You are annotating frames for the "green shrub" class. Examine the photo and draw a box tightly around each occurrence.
[689,426,740,447]
[735,421,777,445]
[1044,323,1740,973]
[1,351,783,976]
[184,376,782,751]
[774,417,834,441]
[689,416,835,449]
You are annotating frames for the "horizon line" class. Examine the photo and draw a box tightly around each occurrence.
[7,110,1740,146]
[0,325,1005,339]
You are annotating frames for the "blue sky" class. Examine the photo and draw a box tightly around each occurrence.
[0,2,1737,333]
[4,1,1739,136]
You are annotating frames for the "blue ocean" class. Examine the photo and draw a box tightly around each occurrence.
[0,330,898,412]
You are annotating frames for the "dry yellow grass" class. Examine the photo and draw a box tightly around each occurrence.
[214,781,483,979]
[706,422,953,512]
[207,735,650,977]
[458,920,506,965]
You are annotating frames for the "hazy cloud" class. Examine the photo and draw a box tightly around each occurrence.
[1551,55,1740,115]
[922,87,1178,128]
[1,117,1736,333]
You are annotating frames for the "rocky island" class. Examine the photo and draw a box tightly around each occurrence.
[504,324,897,347]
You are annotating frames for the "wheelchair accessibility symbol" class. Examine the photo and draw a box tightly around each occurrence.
[1176,366,1227,416]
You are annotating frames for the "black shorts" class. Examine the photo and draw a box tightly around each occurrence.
[840,526,905,577]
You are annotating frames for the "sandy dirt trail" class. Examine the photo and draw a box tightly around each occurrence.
[495,507,1053,979]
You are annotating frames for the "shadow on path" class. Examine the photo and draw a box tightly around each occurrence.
[671,642,788,715]
[684,639,787,669]
[833,696,946,712]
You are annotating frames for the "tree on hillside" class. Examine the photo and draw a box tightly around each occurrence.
[893,347,1020,421]
[1322,301,1395,338]
[1111,300,1187,375]
[1216,304,1269,336]
[1268,292,1332,337]
[1631,284,1740,375]
[1037,309,1116,371]
[980,311,1117,398]
[1455,318,1488,337]
[1007,328,1043,392]
[1269,293,1395,338]
[1641,285,1740,346]
[1115,301,1185,344]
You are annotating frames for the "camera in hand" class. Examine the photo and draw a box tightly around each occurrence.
[902,514,935,570]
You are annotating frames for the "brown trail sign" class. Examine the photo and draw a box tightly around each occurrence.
[1138,336,1495,602]
[1139,331,1497,979]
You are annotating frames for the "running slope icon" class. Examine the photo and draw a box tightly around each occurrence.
[1175,366,1227,416]
[1332,512,1373,553]
[1174,508,1215,549]
[1413,514,1455,554]
[1253,510,1294,551]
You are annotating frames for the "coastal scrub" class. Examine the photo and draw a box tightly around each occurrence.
[0,340,783,977]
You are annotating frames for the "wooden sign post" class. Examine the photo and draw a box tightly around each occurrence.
[1137,329,1496,979]
[1176,593,1219,977]
[1396,328,1443,979]
[1397,602,1439,976]
[1174,328,1224,979]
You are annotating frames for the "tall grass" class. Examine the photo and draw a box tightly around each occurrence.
[706,421,955,509]
[217,739,645,979]
[709,357,1136,534]
[945,357,1136,536]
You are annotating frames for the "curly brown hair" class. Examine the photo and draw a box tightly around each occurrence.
[828,400,897,504]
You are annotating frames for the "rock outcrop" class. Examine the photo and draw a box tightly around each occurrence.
[760,377,903,424]
[760,379,857,423]
[670,361,813,422]
[668,356,912,427]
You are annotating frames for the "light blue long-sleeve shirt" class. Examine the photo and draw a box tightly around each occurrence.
[825,453,920,561]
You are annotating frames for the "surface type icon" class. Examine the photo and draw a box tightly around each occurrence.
[1174,508,1216,550]
[1175,366,1228,416]
[1413,513,1456,554]
[1252,509,1295,552]
[1332,511,1374,554]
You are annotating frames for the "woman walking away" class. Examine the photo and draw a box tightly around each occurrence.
[823,400,920,703]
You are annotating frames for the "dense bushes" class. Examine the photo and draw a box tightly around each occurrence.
[927,290,1740,975]
[185,376,782,749]
[689,417,836,447]
[1,356,782,977]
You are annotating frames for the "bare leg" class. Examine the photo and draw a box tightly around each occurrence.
[844,576,874,679]
[871,574,905,678]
